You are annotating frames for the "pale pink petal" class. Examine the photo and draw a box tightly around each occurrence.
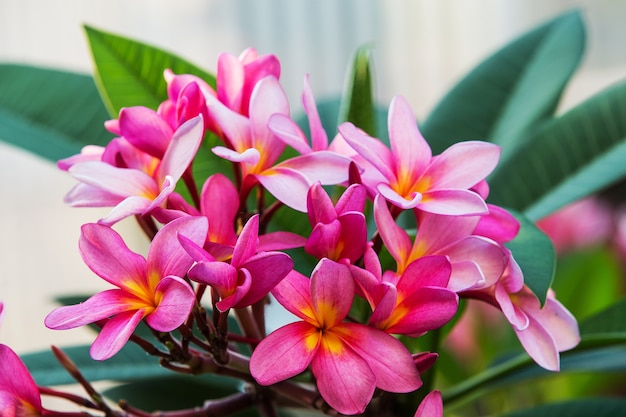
[231,215,260,267]
[64,183,124,207]
[256,167,311,212]
[420,189,488,216]
[206,93,252,149]
[90,309,146,360]
[147,276,195,331]
[415,212,480,255]
[188,261,237,293]
[157,115,204,183]
[119,106,173,158]
[258,232,306,251]
[336,322,422,392]
[250,321,320,385]
[444,236,507,288]
[147,216,208,278]
[378,182,422,209]
[448,260,486,292]
[98,195,152,226]
[79,223,147,288]
[58,145,105,171]
[268,113,312,155]
[339,122,396,182]
[301,74,328,151]
[44,290,133,330]
[272,270,315,322]
[388,96,431,183]
[0,344,42,411]
[235,252,294,307]
[374,195,413,266]
[475,204,521,243]
[217,52,245,110]
[312,337,375,415]
[427,141,500,189]
[495,284,529,331]
[277,151,353,185]
[414,391,443,417]
[514,314,561,371]
[212,145,260,165]
[69,161,157,198]
[310,259,353,327]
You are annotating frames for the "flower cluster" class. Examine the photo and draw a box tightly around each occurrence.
[4,48,579,416]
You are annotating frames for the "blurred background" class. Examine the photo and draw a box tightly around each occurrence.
[0,0,625,357]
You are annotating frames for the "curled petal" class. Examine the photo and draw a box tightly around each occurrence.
[147,276,195,331]
[255,167,311,212]
[420,189,488,216]
[212,146,260,165]
[188,261,238,293]
[235,252,294,307]
[377,183,422,210]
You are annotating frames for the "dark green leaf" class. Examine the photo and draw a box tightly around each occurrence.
[579,296,626,336]
[497,398,626,417]
[21,344,169,386]
[84,25,215,116]
[0,64,112,161]
[338,45,377,136]
[422,10,585,156]
[505,211,555,304]
[488,79,626,221]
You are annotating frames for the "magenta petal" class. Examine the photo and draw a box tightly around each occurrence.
[305,220,342,260]
[272,270,315,321]
[369,283,398,327]
[311,338,375,415]
[236,252,294,307]
[335,183,367,215]
[119,106,173,158]
[217,269,253,311]
[201,174,239,245]
[307,182,338,225]
[415,211,479,254]
[258,231,306,251]
[188,261,238,292]
[337,322,422,393]
[475,204,521,243]
[387,287,459,335]
[302,75,328,151]
[337,212,368,262]
[420,189,488,216]
[79,223,147,288]
[90,309,146,360]
[232,215,260,267]
[147,276,195,331]
[414,391,443,417]
[44,289,132,330]
[148,216,208,279]
[397,256,451,296]
[0,344,42,411]
[250,321,319,385]
[311,259,353,327]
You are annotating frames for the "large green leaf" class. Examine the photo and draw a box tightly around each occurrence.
[505,211,555,305]
[497,398,626,417]
[84,25,216,116]
[0,64,112,161]
[338,45,377,137]
[488,79,626,221]
[421,10,584,156]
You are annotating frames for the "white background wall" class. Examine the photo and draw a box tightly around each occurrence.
[0,0,625,355]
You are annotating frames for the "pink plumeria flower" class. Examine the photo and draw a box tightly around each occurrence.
[350,248,459,336]
[305,182,368,263]
[181,214,294,312]
[338,95,500,215]
[63,115,204,225]
[374,195,507,291]
[0,344,42,416]
[251,259,422,415]
[209,76,352,212]
[160,69,214,133]
[414,390,443,417]
[45,216,208,360]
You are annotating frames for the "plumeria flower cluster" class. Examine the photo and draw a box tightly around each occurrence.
[3,47,579,416]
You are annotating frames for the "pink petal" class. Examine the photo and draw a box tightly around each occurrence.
[235,252,294,307]
[206,93,252,149]
[90,309,146,360]
[218,269,253,311]
[64,183,124,207]
[147,216,208,279]
[188,261,238,292]
[336,322,422,393]
[277,151,353,185]
[119,106,173,158]
[374,195,413,266]
[388,96,431,184]
[258,232,306,251]
[414,211,480,254]
[448,260,486,292]
[268,113,312,155]
[305,220,342,260]
[445,236,507,289]
[386,287,459,335]
[514,313,561,371]
[495,283,529,331]
[201,174,239,245]
[44,290,133,330]
[212,145,260,165]
[217,52,245,111]
[420,189,488,216]
[398,255,452,296]
[312,335,375,415]
[475,204,521,243]
[232,214,260,267]
[255,167,311,212]
[378,182,422,210]
[147,276,195,331]
[158,115,204,183]
[98,195,152,226]
[307,182,338,225]
[301,74,328,151]
[311,259,354,327]
[272,270,315,322]
[0,344,42,411]
[250,322,320,385]
[427,141,500,189]
[414,390,443,417]
[368,283,398,328]
[335,183,367,215]
[338,122,396,182]
[69,162,157,198]
[79,223,147,288]
[337,212,368,262]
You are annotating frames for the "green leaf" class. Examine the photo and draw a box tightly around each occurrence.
[497,398,626,417]
[505,211,555,304]
[21,344,169,386]
[488,79,626,221]
[84,25,216,116]
[421,10,585,156]
[338,45,377,137]
[579,296,626,336]
[0,64,112,161]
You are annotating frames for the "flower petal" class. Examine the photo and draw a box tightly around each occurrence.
[420,189,488,216]
[272,270,315,322]
[201,174,239,245]
[236,252,294,307]
[374,195,413,267]
[147,276,195,331]
[414,390,443,417]
[250,321,320,385]
[0,344,41,411]
[119,106,173,158]
[338,122,396,182]
[427,141,500,189]
[311,259,354,328]
[255,167,311,212]
[90,309,146,360]
[268,113,312,155]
